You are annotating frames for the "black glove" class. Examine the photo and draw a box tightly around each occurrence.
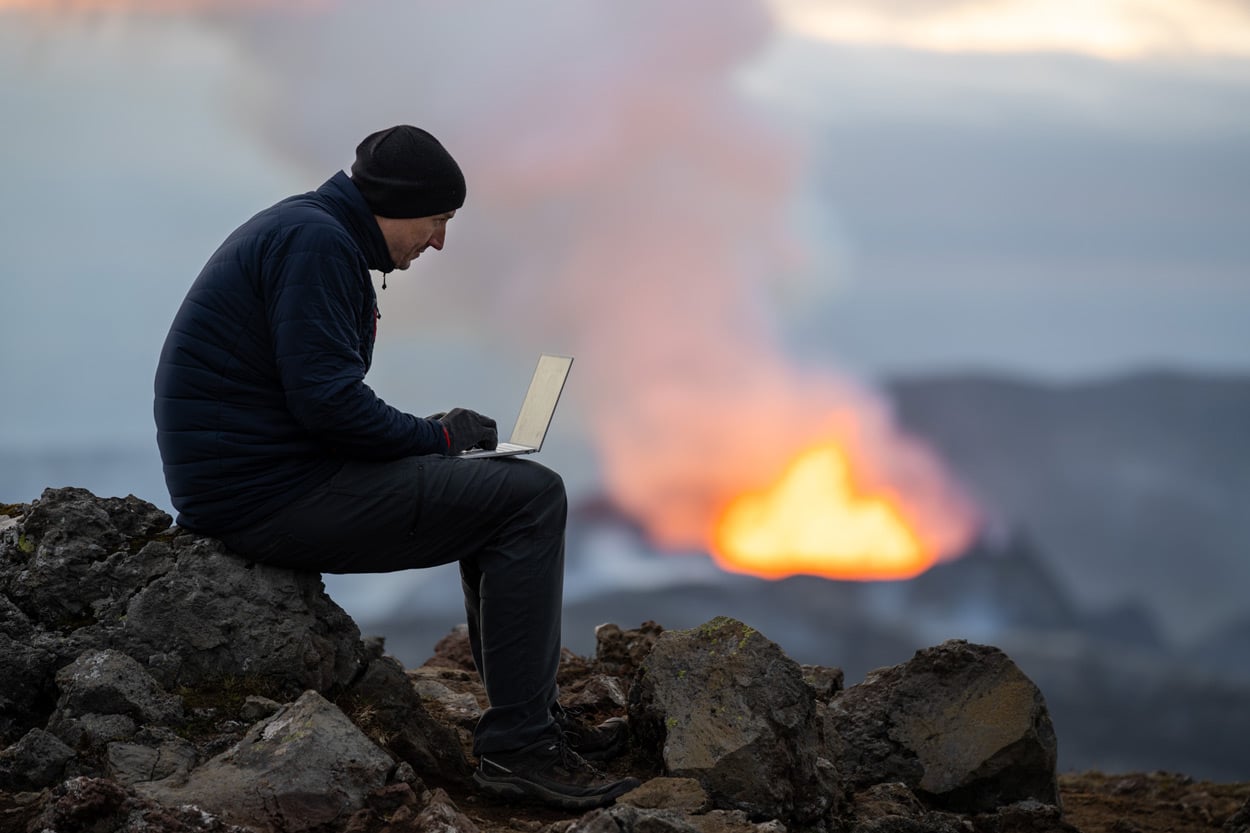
[437,408,498,454]
[425,412,446,421]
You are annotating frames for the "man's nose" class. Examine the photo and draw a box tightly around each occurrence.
[428,229,445,250]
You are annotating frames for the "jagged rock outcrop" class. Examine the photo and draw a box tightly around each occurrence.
[0,488,1084,833]
[139,690,395,833]
[0,488,464,795]
[629,616,839,825]
[0,489,362,741]
[826,639,1060,814]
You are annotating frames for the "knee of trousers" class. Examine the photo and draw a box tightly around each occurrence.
[511,461,567,524]
[514,460,565,499]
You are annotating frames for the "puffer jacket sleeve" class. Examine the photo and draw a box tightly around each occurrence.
[264,227,446,458]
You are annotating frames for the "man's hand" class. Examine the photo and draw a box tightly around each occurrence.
[437,408,499,454]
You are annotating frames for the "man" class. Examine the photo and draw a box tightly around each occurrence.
[153,125,639,810]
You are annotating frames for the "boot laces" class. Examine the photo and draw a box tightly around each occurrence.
[552,723,607,778]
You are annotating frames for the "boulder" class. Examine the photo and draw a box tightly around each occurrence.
[0,487,366,750]
[48,649,184,744]
[827,639,1060,814]
[0,727,74,790]
[595,620,664,678]
[335,652,469,777]
[119,535,364,696]
[105,730,198,788]
[139,690,394,833]
[620,777,711,814]
[0,487,472,790]
[629,616,838,825]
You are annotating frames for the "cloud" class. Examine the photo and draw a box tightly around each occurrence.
[767,0,1250,60]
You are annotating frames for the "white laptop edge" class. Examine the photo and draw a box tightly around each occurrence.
[459,354,573,459]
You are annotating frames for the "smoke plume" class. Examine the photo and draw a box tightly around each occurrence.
[15,0,977,561]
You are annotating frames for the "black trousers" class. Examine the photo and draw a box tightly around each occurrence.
[219,454,566,756]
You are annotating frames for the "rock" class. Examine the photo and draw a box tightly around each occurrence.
[0,727,74,790]
[410,672,485,731]
[31,775,253,833]
[567,803,700,833]
[0,487,473,790]
[621,777,712,814]
[239,695,282,723]
[337,653,470,777]
[120,535,363,695]
[595,620,664,678]
[973,799,1081,833]
[845,782,967,833]
[422,623,479,671]
[629,616,837,825]
[50,648,184,730]
[413,787,480,833]
[563,674,630,713]
[44,647,184,753]
[801,664,844,701]
[0,487,366,749]
[0,594,60,744]
[105,727,197,787]
[827,639,1060,814]
[139,690,394,832]
[684,809,787,833]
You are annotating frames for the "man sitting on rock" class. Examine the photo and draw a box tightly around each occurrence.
[152,124,638,811]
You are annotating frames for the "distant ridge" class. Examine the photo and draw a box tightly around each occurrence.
[885,367,1250,644]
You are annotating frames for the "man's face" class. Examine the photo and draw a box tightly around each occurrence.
[375,211,455,271]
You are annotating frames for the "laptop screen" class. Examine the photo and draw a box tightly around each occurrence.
[509,354,573,449]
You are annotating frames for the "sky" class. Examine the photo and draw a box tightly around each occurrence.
[1,0,1248,522]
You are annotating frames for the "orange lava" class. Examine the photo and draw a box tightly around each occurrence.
[711,442,937,581]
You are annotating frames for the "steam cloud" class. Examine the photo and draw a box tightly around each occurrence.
[214,1,981,557]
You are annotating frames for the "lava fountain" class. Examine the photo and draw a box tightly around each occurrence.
[712,441,935,580]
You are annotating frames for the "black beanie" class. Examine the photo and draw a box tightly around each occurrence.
[350,125,466,219]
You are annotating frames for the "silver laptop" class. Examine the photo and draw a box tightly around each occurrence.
[460,354,573,459]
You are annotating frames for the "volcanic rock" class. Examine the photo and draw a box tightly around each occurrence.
[567,803,701,833]
[628,616,838,825]
[139,689,395,832]
[827,639,1060,814]
[844,782,967,833]
[105,729,197,788]
[0,488,363,742]
[29,775,252,833]
[335,651,468,777]
[620,777,712,814]
[0,727,73,791]
[0,487,1138,833]
[48,648,184,748]
[0,487,464,783]
[595,620,665,678]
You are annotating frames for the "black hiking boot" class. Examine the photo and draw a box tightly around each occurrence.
[552,703,629,762]
[474,732,641,811]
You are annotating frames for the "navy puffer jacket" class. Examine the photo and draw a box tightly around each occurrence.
[154,172,445,534]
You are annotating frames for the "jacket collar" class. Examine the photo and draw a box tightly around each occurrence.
[317,171,396,273]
